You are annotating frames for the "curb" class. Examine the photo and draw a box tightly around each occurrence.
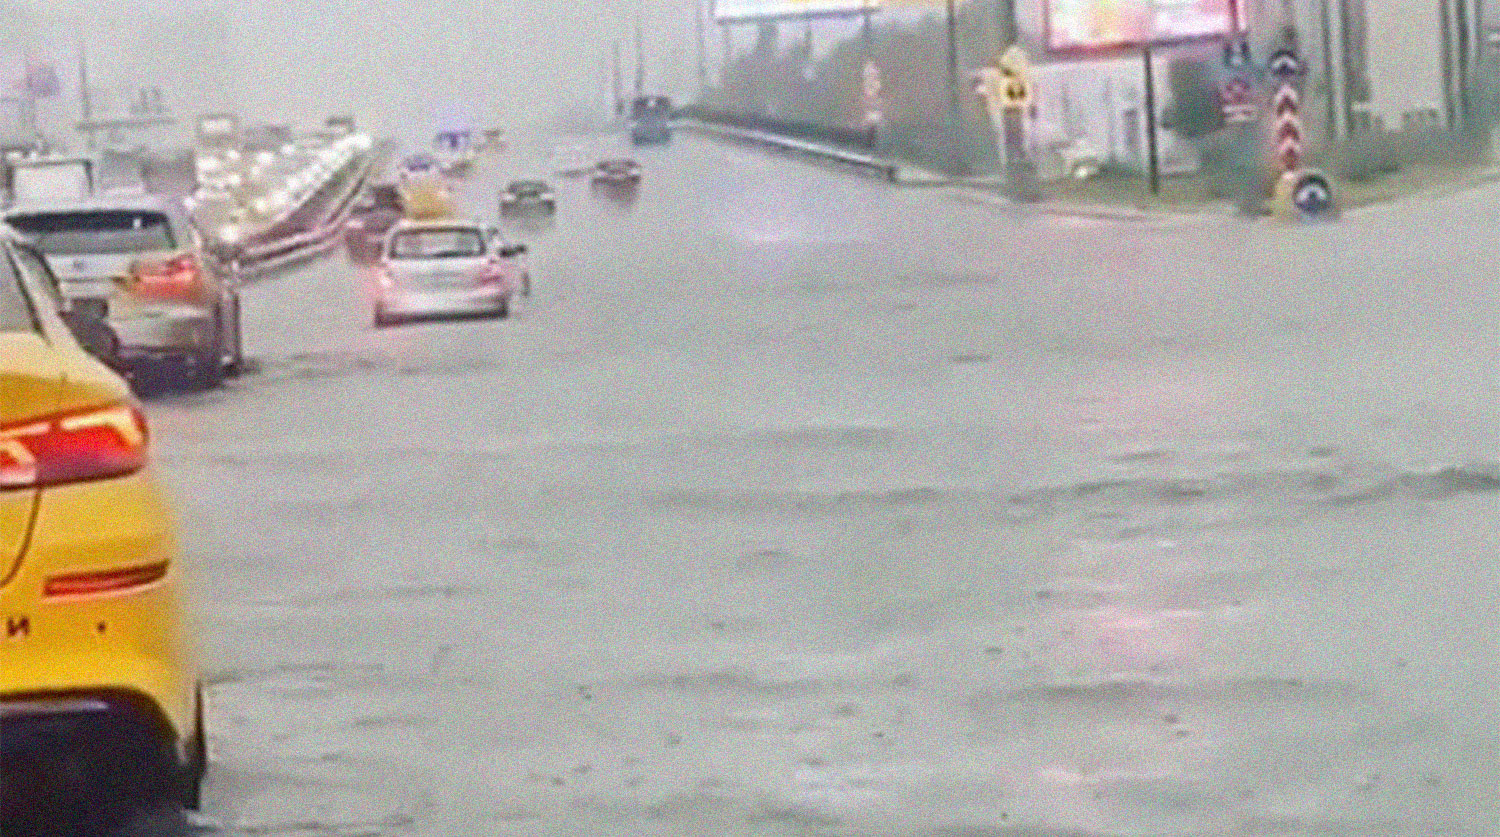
[1342,163,1500,215]
[951,186,1227,223]
[685,121,1231,222]
[683,121,902,182]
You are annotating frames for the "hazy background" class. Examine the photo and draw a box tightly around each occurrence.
[0,0,712,141]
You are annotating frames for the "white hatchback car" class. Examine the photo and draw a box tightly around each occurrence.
[374,220,526,327]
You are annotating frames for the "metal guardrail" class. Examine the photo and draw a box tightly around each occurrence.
[233,141,387,278]
[682,120,901,183]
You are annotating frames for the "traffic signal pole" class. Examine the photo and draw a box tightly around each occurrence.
[1143,44,1161,194]
[995,0,1038,198]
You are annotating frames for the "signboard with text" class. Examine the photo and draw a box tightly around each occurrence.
[1044,0,1235,52]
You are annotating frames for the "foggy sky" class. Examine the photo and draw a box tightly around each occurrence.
[3,0,710,138]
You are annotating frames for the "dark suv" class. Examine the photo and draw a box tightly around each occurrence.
[344,183,404,264]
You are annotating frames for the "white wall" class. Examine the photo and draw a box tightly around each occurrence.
[1026,53,1202,177]
[1362,0,1449,128]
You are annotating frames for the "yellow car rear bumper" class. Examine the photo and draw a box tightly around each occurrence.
[1,472,197,742]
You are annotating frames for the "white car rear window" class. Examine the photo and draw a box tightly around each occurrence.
[389,229,485,259]
[6,210,177,255]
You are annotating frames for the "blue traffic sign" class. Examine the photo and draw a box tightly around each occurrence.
[1291,171,1333,217]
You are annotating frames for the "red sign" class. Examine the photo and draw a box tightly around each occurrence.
[1221,77,1257,123]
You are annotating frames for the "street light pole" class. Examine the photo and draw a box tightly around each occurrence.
[78,40,94,152]
[945,0,964,176]
[1143,44,1161,194]
[613,40,624,116]
[635,14,647,97]
[694,0,709,95]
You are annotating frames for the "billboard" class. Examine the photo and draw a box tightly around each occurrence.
[712,0,878,22]
[1045,0,1235,51]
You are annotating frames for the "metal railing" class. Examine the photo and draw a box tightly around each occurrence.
[681,119,900,182]
[230,141,388,277]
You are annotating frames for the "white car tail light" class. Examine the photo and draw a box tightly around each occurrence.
[131,254,203,299]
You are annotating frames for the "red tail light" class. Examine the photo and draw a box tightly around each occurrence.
[0,404,149,489]
[132,254,202,298]
[479,260,507,285]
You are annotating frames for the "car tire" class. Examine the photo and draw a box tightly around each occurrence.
[373,306,395,328]
[190,348,224,390]
[495,297,510,320]
[189,312,225,390]
[180,686,207,811]
[223,293,245,376]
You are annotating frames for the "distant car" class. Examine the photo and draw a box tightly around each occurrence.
[4,193,243,389]
[433,131,478,178]
[630,120,672,146]
[398,171,459,222]
[373,220,526,327]
[400,153,440,177]
[629,95,674,146]
[499,180,557,216]
[344,183,405,263]
[591,158,642,187]
[1,224,206,835]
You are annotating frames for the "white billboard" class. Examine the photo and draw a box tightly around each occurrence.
[712,0,879,22]
[1044,0,1235,51]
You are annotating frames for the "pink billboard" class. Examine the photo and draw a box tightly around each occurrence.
[1045,0,1236,51]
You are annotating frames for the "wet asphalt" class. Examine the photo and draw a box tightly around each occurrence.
[140,134,1497,836]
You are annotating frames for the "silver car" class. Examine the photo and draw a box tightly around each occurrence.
[3,193,242,388]
[373,220,526,327]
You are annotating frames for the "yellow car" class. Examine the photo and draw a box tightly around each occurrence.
[0,226,204,834]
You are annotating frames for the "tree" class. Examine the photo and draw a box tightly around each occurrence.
[1160,56,1224,139]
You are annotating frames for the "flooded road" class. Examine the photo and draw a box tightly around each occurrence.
[143,134,1497,836]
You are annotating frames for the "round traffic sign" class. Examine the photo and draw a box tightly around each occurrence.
[1292,171,1332,216]
[1273,168,1336,220]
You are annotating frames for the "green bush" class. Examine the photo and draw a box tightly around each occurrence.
[1336,132,1402,182]
[1334,126,1489,182]
[1160,58,1224,140]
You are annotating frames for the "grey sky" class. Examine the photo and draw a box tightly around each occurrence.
[3,0,709,138]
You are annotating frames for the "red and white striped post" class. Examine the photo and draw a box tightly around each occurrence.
[1272,85,1302,172]
[1264,47,1338,220]
[1266,49,1306,174]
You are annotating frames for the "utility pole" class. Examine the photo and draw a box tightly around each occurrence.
[945,0,964,176]
[862,3,878,149]
[78,40,94,151]
[634,12,647,97]
[1319,0,1338,141]
[995,0,1037,198]
[1142,45,1160,194]
[612,40,624,116]
[694,0,709,95]
[1456,0,1473,130]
